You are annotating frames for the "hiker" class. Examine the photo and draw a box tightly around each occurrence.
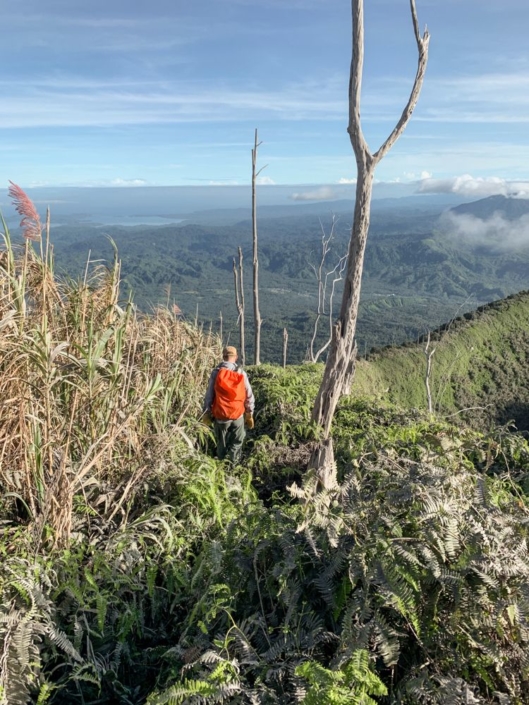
[203,345,255,464]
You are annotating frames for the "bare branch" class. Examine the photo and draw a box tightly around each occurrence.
[310,216,347,363]
[373,0,430,163]
[314,252,347,362]
[233,249,246,365]
[347,0,372,162]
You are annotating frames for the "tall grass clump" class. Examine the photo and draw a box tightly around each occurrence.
[0,184,219,543]
[0,185,264,704]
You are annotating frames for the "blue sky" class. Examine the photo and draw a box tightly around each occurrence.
[2,0,529,200]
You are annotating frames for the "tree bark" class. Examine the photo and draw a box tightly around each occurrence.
[252,129,262,365]
[310,0,429,469]
[312,168,375,437]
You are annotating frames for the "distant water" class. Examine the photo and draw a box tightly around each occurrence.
[0,183,358,221]
[86,215,184,227]
[0,184,463,228]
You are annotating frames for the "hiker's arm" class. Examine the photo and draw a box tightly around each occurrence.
[243,372,255,413]
[203,369,218,412]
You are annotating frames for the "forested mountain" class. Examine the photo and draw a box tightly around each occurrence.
[451,194,529,220]
[43,195,529,363]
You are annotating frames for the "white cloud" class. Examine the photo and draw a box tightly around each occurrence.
[290,186,339,201]
[417,174,529,198]
[109,178,148,187]
[442,210,529,251]
[256,176,275,185]
[338,177,356,184]
[403,170,432,181]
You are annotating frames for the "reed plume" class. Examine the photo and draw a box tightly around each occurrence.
[8,180,42,242]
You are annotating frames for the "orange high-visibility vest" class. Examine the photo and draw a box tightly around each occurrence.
[211,367,246,420]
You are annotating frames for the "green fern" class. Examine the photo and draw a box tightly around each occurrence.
[296,651,387,704]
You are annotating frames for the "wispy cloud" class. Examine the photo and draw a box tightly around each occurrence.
[290,186,339,201]
[0,77,347,128]
[361,70,529,125]
[3,64,529,133]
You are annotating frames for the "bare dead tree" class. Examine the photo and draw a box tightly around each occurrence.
[252,128,266,365]
[233,246,246,365]
[309,216,348,363]
[310,0,429,475]
[283,327,288,368]
[424,331,436,414]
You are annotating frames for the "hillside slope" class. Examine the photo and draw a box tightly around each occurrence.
[354,290,529,430]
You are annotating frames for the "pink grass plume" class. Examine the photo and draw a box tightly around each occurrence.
[8,181,42,242]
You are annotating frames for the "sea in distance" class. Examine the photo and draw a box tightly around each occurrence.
[0,183,463,228]
[1,185,332,227]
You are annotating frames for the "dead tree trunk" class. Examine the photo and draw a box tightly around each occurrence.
[252,129,263,365]
[233,247,246,365]
[424,331,436,414]
[283,327,288,368]
[311,0,429,474]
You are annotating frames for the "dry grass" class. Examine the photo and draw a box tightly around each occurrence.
[0,189,220,544]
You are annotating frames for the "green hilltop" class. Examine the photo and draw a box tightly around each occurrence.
[353,290,529,430]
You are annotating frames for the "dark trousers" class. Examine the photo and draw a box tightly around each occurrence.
[214,416,245,464]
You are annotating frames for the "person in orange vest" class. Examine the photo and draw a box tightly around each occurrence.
[203,345,255,464]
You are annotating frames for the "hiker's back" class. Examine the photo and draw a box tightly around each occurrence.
[212,365,246,420]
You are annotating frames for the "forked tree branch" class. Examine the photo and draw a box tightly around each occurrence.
[347,0,370,162]
[348,0,430,166]
[374,0,429,162]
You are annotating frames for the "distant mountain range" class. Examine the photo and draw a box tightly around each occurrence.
[38,191,529,364]
[450,194,529,220]
[178,194,468,226]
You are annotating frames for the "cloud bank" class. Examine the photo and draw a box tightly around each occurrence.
[418,174,529,199]
[442,210,529,251]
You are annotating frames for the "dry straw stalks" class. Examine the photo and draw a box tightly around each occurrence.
[0,184,219,545]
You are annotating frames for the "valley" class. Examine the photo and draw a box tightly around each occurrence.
[43,194,529,363]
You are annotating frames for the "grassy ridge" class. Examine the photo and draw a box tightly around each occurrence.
[353,290,529,429]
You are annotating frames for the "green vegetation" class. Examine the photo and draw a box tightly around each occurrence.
[353,291,529,431]
[43,199,529,364]
[4,194,529,704]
